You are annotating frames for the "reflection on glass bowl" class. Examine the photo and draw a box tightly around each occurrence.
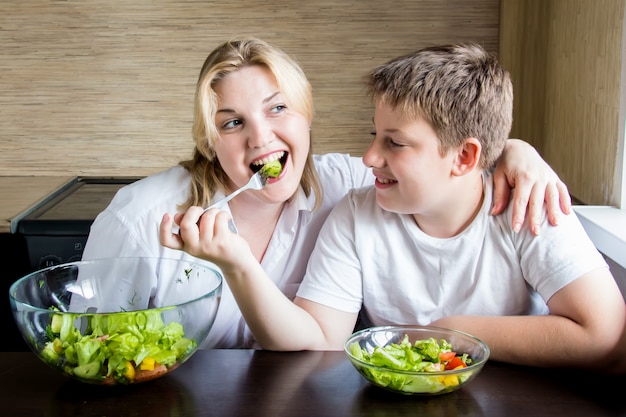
[46,375,195,416]
[353,383,484,416]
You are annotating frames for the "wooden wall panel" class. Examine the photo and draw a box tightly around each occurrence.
[0,0,499,177]
[544,0,624,205]
[500,0,625,205]
[498,0,550,153]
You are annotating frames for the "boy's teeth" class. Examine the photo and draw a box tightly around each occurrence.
[253,151,284,166]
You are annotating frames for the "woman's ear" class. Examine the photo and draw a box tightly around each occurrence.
[451,137,481,176]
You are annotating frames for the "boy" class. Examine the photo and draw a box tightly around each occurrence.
[168,43,625,370]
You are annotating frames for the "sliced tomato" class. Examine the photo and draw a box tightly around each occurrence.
[444,356,467,370]
[438,351,457,362]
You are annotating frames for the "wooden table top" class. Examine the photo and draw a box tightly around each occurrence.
[0,349,623,417]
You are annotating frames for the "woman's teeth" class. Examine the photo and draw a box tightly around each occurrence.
[252,151,285,167]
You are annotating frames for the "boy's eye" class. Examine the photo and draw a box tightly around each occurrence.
[386,137,403,147]
[370,131,402,147]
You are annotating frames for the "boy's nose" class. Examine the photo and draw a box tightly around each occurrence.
[362,141,382,168]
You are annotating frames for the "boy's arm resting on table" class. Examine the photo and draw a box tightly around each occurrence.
[430,268,626,371]
[494,139,571,235]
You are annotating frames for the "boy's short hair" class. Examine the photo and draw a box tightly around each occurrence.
[366,43,513,168]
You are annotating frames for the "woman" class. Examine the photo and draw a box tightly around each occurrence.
[85,37,570,349]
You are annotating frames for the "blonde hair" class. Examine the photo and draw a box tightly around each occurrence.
[179,37,322,209]
[366,43,513,168]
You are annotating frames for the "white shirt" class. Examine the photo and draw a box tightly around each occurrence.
[82,153,372,348]
[296,172,608,327]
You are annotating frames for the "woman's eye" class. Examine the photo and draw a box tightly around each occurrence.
[222,119,242,130]
[270,104,286,113]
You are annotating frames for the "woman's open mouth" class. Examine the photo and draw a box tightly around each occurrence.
[250,151,288,178]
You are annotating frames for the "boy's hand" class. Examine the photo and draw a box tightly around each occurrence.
[491,139,571,235]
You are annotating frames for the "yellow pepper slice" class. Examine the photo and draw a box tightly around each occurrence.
[124,361,136,381]
[140,357,156,371]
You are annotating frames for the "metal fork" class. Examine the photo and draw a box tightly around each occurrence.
[202,171,267,213]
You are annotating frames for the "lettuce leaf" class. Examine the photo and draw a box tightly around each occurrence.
[42,308,196,384]
[350,335,473,394]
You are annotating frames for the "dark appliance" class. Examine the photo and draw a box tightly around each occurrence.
[3,176,139,351]
[1,233,30,351]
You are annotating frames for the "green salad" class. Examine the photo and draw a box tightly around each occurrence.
[41,309,196,384]
[349,335,474,394]
[259,160,282,178]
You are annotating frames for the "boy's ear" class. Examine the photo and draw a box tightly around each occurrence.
[451,137,481,176]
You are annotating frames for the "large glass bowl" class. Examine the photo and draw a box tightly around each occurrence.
[9,257,222,385]
[345,325,490,396]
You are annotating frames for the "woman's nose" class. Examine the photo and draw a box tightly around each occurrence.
[247,118,273,148]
